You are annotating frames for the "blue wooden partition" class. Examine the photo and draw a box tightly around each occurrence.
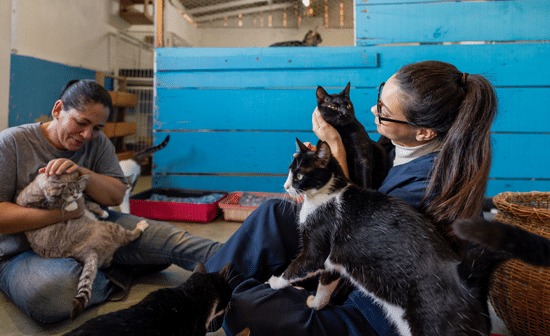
[154,0,550,196]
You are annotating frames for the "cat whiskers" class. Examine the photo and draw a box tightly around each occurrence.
[226,265,240,287]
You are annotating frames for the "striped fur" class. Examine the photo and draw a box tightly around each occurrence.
[16,172,149,320]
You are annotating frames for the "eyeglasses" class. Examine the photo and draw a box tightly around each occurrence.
[377,82,416,126]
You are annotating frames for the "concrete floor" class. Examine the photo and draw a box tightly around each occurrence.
[0,176,510,335]
[0,176,239,336]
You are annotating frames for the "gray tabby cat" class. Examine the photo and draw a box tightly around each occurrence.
[16,171,149,320]
[269,30,322,47]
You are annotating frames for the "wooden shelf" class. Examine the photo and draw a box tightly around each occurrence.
[103,122,137,139]
[109,91,138,107]
[120,0,154,25]
[116,151,136,161]
[96,71,138,161]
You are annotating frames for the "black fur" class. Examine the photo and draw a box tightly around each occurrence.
[65,263,231,336]
[271,138,550,336]
[269,30,322,47]
[316,83,388,189]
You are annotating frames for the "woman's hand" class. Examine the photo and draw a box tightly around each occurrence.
[310,109,350,178]
[312,108,342,146]
[63,197,86,220]
[40,159,80,176]
[40,159,126,207]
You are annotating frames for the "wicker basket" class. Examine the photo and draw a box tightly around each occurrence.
[489,191,550,336]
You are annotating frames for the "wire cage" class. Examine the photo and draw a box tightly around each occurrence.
[106,33,155,171]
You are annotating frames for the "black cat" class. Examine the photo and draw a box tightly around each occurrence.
[268,138,550,336]
[65,263,231,336]
[269,30,322,47]
[317,82,388,189]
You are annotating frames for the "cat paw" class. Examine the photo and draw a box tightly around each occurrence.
[99,210,109,219]
[136,220,149,231]
[64,201,78,212]
[268,275,290,289]
[306,295,328,310]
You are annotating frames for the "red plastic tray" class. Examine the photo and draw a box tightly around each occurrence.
[130,188,227,223]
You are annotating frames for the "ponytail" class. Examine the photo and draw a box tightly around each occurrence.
[395,61,498,248]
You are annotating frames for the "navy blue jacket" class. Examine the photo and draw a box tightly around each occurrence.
[205,150,438,336]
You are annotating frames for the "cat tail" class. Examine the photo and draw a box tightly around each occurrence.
[453,218,550,291]
[131,135,170,164]
[71,253,99,320]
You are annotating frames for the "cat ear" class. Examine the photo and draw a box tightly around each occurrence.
[314,141,332,168]
[295,138,310,153]
[316,86,329,104]
[341,82,351,97]
[219,261,231,279]
[47,186,64,196]
[193,262,207,274]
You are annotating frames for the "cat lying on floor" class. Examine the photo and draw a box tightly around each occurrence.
[65,262,232,336]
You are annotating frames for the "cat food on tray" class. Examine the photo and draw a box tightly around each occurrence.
[129,188,227,223]
[218,191,301,222]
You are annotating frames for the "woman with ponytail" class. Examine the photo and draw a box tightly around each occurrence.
[205,60,499,335]
[390,61,497,251]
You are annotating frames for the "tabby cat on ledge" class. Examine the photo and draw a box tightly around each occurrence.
[268,138,550,336]
[16,171,149,320]
[269,30,322,47]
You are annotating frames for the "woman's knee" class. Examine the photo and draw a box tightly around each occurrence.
[21,268,80,323]
[3,255,112,323]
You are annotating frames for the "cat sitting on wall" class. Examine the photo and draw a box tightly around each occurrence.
[269,30,322,47]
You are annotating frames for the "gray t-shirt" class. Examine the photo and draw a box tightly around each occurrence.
[0,122,125,259]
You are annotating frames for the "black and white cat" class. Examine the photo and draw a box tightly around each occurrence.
[117,135,170,213]
[317,82,388,189]
[268,138,550,336]
[269,30,322,47]
[65,262,232,336]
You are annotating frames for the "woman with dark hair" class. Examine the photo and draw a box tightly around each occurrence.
[0,79,222,323]
[379,61,497,251]
[204,60,498,335]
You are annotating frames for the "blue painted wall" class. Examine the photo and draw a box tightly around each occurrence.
[9,54,99,127]
[152,0,549,196]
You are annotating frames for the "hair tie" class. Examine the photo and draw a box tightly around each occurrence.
[461,72,469,86]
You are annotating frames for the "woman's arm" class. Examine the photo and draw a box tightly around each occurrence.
[311,109,350,179]
[0,198,85,234]
[79,167,127,206]
[42,159,127,206]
